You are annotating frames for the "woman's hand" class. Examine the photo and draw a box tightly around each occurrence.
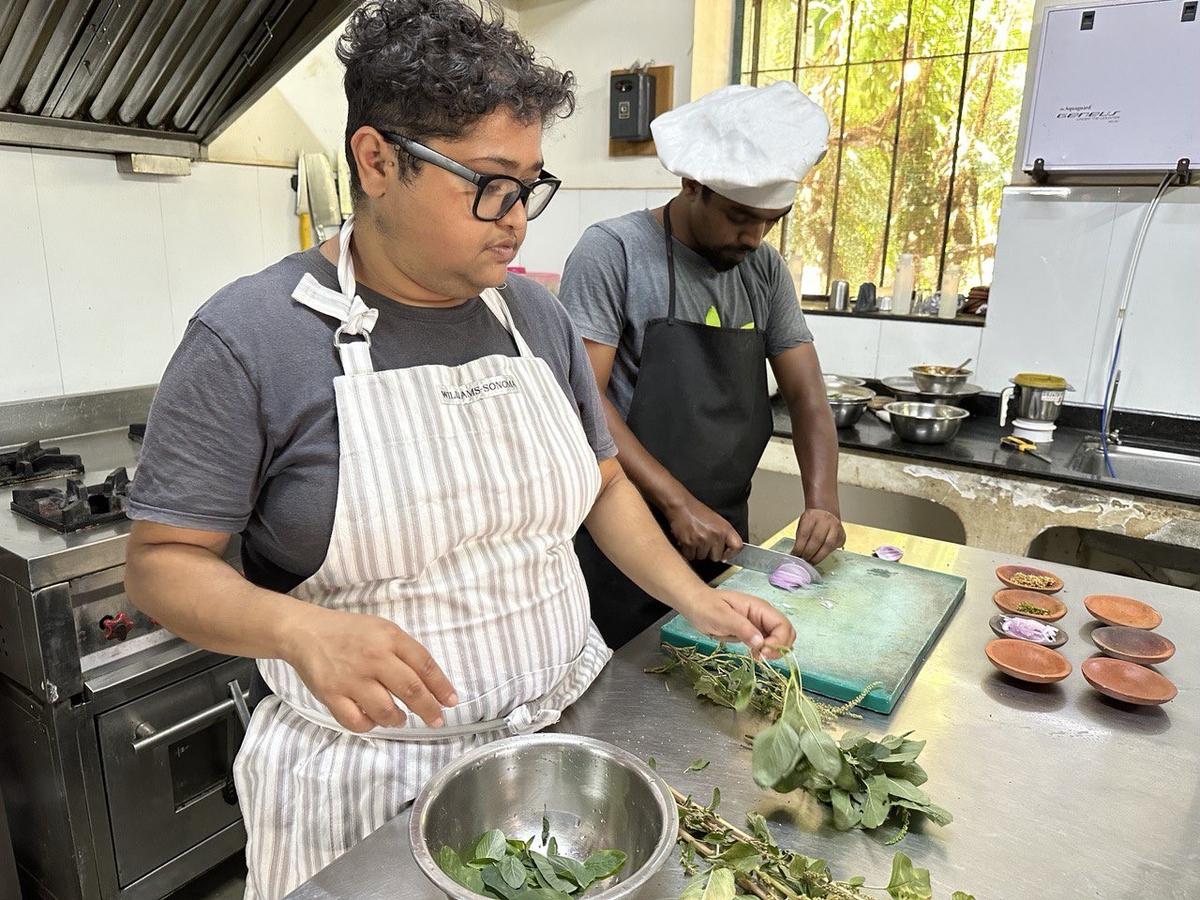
[282,606,459,733]
[676,588,796,660]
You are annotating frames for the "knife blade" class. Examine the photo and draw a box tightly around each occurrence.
[727,543,823,584]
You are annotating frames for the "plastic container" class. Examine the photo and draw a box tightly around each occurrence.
[891,253,915,315]
[938,264,961,319]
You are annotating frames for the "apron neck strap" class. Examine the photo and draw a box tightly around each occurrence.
[662,200,680,324]
[662,200,762,331]
[332,215,375,375]
[295,216,535,372]
[480,285,535,358]
[289,216,377,376]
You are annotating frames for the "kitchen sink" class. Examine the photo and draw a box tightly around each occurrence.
[1069,438,1200,494]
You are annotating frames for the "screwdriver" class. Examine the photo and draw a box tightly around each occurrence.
[1000,435,1053,464]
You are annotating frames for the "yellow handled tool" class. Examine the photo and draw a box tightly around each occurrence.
[1000,435,1052,464]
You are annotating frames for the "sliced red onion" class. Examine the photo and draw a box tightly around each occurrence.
[769,562,813,590]
[1002,616,1058,642]
[874,545,904,561]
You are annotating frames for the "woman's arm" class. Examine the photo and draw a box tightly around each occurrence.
[125,521,458,732]
[583,457,795,656]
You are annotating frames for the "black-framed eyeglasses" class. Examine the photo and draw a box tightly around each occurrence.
[377,128,561,222]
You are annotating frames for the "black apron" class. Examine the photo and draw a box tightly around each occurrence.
[577,201,775,648]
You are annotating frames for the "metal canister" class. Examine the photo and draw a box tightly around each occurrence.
[828,280,850,311]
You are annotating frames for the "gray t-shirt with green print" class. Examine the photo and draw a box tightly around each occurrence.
[558,208,814,419]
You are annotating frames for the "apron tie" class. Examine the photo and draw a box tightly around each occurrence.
[341,296,378,336]
[504,703,562,736]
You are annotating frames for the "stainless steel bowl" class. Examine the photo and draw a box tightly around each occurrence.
[885,401,969,444]
[410,734,678,900]
[909,365,972,394]
[823,373,867,389]
[881,376,981,406]
[827,385,875,428]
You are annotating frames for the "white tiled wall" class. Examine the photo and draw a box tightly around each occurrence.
[519,188,677,274]
[0,147,62,400]
[804,316,983,383]
[873,321,983,382]
[0,149,301,404]
[1081,187,1200,415]
[32,150,177,395]
[805,317,882,378]
[158,162,264,343]
[977,186,1200,417]
[6,159,1195,419]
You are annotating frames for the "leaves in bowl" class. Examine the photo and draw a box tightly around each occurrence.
[437,824,628,899]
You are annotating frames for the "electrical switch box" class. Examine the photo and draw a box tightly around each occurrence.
[609,72,656,142]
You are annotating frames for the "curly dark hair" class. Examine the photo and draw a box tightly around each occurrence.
[337,0,576,202]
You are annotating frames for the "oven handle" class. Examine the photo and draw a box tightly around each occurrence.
[132,680,251,753]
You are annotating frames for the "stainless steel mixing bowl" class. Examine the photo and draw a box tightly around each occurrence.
[410,734,678,899]
[885,401,969,444]
[823,373,867,389]
[827,385,875,428]
[909,365,972,394]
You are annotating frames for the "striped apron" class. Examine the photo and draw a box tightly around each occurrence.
[233,217,612,899]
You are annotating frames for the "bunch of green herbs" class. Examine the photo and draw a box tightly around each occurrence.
[673,785,972,900]
[650,644,949,843]
[750,660,951,843]
[436,820,626,900]
[647,644,875,726]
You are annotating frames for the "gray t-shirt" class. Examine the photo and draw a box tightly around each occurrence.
[128,248,615,593]
[558,209,813,418]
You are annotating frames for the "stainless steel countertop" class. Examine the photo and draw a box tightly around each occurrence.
[288,524,1199,900]
[0,429,141,589]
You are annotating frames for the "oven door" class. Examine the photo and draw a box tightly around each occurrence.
[96,656,255,887]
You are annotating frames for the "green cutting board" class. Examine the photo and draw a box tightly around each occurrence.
[659,540,966,714]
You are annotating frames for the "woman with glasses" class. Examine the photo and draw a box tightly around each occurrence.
[123,2,792,897]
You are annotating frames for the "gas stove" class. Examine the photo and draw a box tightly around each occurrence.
[11,467,131,533]
[0,440,85,487]
[0,395,252,900]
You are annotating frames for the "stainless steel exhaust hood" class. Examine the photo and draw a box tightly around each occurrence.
[0,0,359,158]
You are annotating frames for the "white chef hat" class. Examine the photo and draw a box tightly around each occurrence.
[651,81,830,210]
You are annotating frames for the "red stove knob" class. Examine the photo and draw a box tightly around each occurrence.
[100,612,135,642]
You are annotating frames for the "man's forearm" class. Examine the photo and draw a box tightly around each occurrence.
[126,537,310,661]
[600,396,691,513]
[789,400,841,514]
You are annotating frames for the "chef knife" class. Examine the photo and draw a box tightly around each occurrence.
[727,542,823,584]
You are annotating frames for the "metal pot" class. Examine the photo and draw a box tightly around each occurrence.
[823,373,867,389]
[885,401,969,444]
[909,365,972,394]
[998,373,1074,427]
[827,385,874,428]
[410,734,678,900]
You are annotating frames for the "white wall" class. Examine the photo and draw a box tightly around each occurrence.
[0,148,299,403]
[800,317,984,384]
[977,185,1200,415]
[207,27,348,166]
[513,0,694,188]
[207,2,521,166]
[812,0,1200,419]
[517,187,677,274]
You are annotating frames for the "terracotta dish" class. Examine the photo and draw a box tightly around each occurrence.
[995,564,1064,594]
[1092,626,1175,665]
[1084,594,1163,630]
[993,589,1067,622]
[1082,657,1177,706]
[985,639,1072,684]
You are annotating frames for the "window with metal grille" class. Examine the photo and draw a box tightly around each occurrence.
[734,0,1033,297]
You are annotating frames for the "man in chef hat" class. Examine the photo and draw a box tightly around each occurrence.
[560,81,845,647]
